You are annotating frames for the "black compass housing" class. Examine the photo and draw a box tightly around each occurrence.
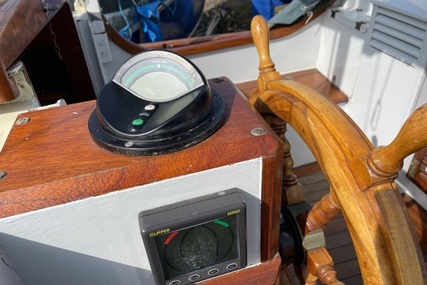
[88,50,225,155]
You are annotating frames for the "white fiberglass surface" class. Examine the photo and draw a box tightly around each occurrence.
[0,159,263,285]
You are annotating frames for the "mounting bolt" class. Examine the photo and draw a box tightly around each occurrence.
[251,127,266,136]
[0,171,7,180]
[15,117,30,125]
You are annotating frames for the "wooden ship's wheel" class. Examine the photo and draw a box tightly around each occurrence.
[249,15,427,284]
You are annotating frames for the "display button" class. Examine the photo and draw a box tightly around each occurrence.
[188,274,200,281]
[168,280,181,285]
[208,268,219,275]
[132,118,144,126]
[145,104,156,111]
[226,263,238,270]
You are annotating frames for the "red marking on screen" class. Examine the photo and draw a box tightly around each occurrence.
[164,231,179,245]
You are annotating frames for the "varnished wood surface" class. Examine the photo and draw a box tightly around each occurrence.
[249,15,427,284]
[281,167,427,285]
[199,253,281,285]
[266,60,426,285]
[20,3,96,105]
[408,148,427,193]
[0,78,284,285]
[0,0,64,102]
[300,170,362,284]
[0,0,94,104]
[301,169,427,284]
[403,194,427,254]
[237,69,348,104]
[0,0,63,67]
[0,77,279,214]
[236,69,348,104]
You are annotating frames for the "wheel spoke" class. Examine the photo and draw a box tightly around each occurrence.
[306,191,341,232]
[250,13,427,285]
[306,248,344,284]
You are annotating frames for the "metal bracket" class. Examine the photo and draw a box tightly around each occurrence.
[86,0,113,64]
[302,229,326,251]
[355,21,368,31]
[330,9,339,18]
[87,17,114,64]
[41,0,60,18]
[6,61,39,105]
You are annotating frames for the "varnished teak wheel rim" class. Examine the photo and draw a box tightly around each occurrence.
[249,15,427,284]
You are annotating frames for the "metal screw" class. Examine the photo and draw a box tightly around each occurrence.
[0,171,7,180]
[251,127,266,136]
[213,78,223,83]
[15,117,30,125]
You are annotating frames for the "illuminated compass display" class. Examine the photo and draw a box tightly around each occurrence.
[112,51,204,102]
[88,50,225,155]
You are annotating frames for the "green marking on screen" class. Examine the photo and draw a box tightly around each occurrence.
[214,219,229,228]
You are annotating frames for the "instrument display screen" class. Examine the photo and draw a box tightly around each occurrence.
[112,50,204,102]
[139,189,246,285]
[154,215,239,280]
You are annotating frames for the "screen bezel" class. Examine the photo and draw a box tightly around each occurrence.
[139,189,247,285]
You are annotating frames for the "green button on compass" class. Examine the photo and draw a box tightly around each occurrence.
[132,118,144,126]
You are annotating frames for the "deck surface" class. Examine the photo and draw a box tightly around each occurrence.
[288,170,363,284]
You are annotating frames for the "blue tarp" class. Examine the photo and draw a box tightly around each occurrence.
[252,0,292,20]
[124,0,204,43]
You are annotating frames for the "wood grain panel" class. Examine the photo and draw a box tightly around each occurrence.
[0,0,64,102]
[198,253,281,285]
[0,77,283,284]
[236,69,348,104]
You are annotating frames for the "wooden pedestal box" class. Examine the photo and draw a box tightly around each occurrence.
[0,78,283,285]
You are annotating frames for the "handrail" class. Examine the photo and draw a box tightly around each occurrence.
[104,6,329,57]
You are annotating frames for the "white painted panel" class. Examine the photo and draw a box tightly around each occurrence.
[0,158,263,285]
[317,14,368,99]
[345,46,423,146]
[189,18,323,84]
[372,0,427,21]
[318,1,426,148]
